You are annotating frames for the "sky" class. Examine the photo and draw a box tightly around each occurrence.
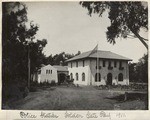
[25,2,148,63]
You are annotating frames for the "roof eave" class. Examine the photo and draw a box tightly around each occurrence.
[66,57,132,62]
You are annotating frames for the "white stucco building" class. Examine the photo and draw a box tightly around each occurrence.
[40,64,58,83]
[66,50,132,86]
[33,64,68,84]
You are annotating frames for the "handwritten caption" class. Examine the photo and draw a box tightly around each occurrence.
[19,111,126,119]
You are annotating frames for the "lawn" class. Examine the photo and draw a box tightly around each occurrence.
[7,85,147,110]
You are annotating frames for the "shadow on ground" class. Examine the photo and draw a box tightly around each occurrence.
[105,92,148,102]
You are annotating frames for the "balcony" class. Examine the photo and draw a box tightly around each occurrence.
[108,66,113,70]
[96,66,101,69]
[119,67,124,70]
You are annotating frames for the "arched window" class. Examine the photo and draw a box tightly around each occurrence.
[118,73,123,81]
[95,73,101,82]
[76,73,78,81]
[70,73,73,80]
[82,73,85,81]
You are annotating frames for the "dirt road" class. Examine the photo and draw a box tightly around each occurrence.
[10,86,145,110]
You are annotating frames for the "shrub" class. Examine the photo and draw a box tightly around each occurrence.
[23,87,29,98]
[29,86,37,92]
[50,80,56,86]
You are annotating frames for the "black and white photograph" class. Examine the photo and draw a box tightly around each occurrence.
[2,1,148,111]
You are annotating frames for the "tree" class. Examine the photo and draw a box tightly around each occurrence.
[2,2,47,86]
[29,39,47,74]
[45,52,77,66]
[80,2,148,49]
[45,55,54,65]
[129,54,148,83]
[136,54,148,83]
[129,62,137,82]
[75,51,81,56]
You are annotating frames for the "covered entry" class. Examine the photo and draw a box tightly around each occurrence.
[58,73,66,84]
[53,65,68,85]
[107,73,112,85]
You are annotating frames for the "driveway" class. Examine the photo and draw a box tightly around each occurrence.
[10,86,146,110]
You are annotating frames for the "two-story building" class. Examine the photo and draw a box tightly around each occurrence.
[66,50,132,86]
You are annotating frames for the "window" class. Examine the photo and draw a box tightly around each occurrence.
[108,61,113,70]
[95,73,101,82]
[82,73,85,81]
[114,61,117,67]
[119,61,122,68]
[70,73,73,79]
[108,61,111,67]
[118,73,123,81]
[119,61,124,70]
[76,73,78,80]
[76,61,78,67]
[83,60,85,67]
[46,70,48,74]
[51,70,52,74]
[49,70,51,74]
[71,62,72,68]
[103,60,105,67]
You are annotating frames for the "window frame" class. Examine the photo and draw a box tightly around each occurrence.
[70,73,73,79]
[82,73,85,81]
[76,61,78,67]
[103,60,105,67]
[76,73,78,81]
[114,61,117,67]
[83,60,85,67]
[95,73,101,82]
[108,61,111,67]
[71,62,72,68]
[119,61,122,68]
[118,73,123,81]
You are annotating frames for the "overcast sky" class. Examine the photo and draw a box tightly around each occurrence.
[25,2,148,62]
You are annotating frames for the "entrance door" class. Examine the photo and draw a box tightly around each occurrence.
[58,73,66,84]
[107,73,112,85]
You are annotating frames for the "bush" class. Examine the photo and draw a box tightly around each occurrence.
[66,78,74,84]
[50,80,56,86]
[29,86,37,92]
[23,87,29,98]
[99,85,104,90]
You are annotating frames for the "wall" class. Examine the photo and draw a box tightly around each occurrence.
[68,60,90,85]
[90,59,129,86]
[68,58,129,86]
[40,65,58,83]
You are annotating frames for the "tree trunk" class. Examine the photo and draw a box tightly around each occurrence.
[129,28,148,50]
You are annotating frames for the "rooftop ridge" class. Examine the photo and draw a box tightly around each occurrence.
[81,50,110,53]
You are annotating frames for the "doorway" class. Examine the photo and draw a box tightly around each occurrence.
[58,73,66,84]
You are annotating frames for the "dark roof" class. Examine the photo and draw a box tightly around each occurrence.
[66,50,132,62]
[53,65,68,72]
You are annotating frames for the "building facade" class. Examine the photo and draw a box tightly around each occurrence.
[33,64,68,84]
[40,65,58,83]
[66,50,132,86]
